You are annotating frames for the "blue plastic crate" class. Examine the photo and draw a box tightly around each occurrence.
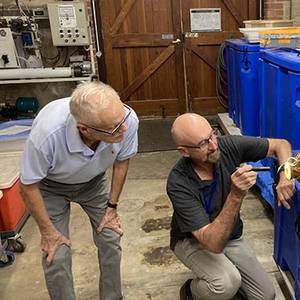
[251,152,299,208]
[225,39,261,135]
[260,49,300,149]
[274,182,300,299]
[248,152,300,298]
[249,160,275,208]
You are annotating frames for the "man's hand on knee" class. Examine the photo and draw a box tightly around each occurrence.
[97,208,123,236]
[41,230,71,266]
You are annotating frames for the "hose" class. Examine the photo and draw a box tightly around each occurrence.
[216,42,228,109]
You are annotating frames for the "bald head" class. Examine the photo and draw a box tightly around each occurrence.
[171,113,211,146]
[70,81,123,127]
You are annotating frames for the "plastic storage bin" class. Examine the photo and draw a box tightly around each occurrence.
[259,27,300,48]
[225,39,261,135]
[260,49,300,149]
[243,20,293,28]
[0,119,33,152]
[0,152,26,236]
[248,159,276,208]
[274,182,300,300]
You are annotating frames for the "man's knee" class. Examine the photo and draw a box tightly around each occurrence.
[95,228,121,249]
[210,269,241,299]
[259,284,276,300]
[43,244,72,273]
[193,267,241,300]
[94,228,121,263]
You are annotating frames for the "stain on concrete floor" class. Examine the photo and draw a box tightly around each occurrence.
[141,217,171,233]
[143,246,176,266]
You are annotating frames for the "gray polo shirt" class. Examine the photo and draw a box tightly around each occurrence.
[167,135,269,250]
[20,97,139,185]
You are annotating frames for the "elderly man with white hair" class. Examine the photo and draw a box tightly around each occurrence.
[19,81,139,300]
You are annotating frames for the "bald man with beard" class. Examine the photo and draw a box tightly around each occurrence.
[167,113,295,300]
[19,81,139,300]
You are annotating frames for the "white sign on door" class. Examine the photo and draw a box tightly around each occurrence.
[190,8,221,32]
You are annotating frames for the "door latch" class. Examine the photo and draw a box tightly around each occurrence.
[172,38,181,44]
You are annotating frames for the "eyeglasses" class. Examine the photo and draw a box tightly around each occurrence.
[82,104,132,136]
[179,128,218,150]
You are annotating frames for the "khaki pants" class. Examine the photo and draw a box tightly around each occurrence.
[174,236,275,300]
[39,174,122,300]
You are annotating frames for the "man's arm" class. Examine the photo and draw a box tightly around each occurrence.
[110,159,130,205]
[192,165,257,253]
[97,159,129,235]
[19,182,71,264]
[267,138,295,208]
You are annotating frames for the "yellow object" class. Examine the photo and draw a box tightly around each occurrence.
[259,27,300,48]
[243,20,293,28]
[283,152,300,181]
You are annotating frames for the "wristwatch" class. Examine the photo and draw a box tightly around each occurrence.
[107,202,118,209]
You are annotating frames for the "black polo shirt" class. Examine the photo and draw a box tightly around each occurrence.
[167,135,269,250]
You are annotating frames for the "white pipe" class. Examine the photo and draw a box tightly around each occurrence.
[0,67,73,80]
[92,0,100,54]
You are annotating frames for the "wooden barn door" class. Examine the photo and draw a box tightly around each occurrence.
[99,0,257,117]
[182,0,257,115]
[100,0,186,117]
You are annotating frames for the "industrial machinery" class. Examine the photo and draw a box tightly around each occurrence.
[0,97,39,119]
[0,1,93,81]
[0,16,42,69]
[47,2,90,47]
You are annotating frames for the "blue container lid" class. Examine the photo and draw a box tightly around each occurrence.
[261,49,300,72]
[225,38,261,52]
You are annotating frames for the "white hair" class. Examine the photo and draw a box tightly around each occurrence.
[70,81,120,124]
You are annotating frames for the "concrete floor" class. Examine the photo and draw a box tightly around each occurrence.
[0,151,292,300]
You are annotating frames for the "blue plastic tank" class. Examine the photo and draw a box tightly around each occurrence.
[225,39,261,135]
[260,49,300,149]
[274,180,300,299]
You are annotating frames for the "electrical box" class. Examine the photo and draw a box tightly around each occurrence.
[0,28,20,68]
[47,1,90,46]
[32,8,48,19]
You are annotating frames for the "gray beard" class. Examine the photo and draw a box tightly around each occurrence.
[207,149,220,163]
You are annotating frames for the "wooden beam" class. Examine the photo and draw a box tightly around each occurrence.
[126,99,179,117]
[249,0,259,20]
[120,46,175,101]
[189,31,242,46]
[191,97,227,115]
[171,0,187,114]
[222,0,244,27]
[112,34,173,48]
[191,47,216,71]
[110,0,136,35]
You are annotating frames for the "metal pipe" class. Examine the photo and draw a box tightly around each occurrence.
[92,0,107,82]
[0,67,73,80]
[92,0,100,55]
[259,0,264,20]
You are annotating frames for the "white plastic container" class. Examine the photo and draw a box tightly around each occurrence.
[0,152,22,189]
[239,27,278,43]
[243,20,293,28]
[0,119,33,152]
